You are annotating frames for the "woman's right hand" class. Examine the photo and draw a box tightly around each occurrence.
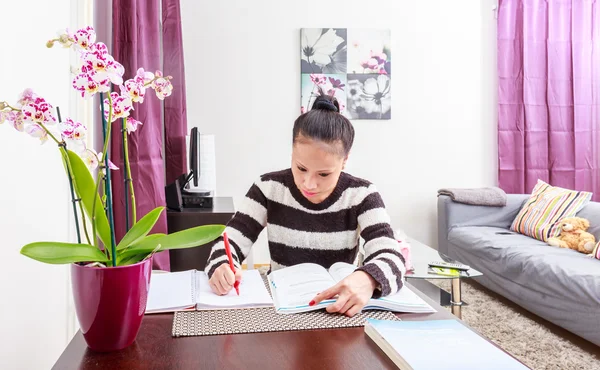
[209,263,242,295]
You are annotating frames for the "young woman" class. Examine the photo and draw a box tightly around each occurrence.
[206,92,406,317]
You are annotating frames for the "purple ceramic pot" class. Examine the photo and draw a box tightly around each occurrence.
[71,258,152,352]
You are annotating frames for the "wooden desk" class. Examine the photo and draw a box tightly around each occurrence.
[52,283,501,370]
[167,197,235,272]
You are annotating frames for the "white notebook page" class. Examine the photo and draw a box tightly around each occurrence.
[146,271,196,313]
[269,263,337,309]
[196,269,273,309]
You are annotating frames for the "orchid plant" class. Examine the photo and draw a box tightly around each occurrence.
[1,26,224,267]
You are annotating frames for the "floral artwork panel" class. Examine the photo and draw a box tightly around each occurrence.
[301,28,347,74]
[301,73,349,118]
[347,29,391,75]
[346,74,391,120]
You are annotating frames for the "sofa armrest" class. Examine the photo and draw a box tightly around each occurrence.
[437,194,529,255]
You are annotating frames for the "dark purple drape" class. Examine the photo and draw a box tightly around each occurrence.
[497,0,600,199]
[162,0,188,184]
[111,0,179,271]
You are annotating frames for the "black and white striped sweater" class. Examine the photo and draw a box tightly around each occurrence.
[205,169,406,296]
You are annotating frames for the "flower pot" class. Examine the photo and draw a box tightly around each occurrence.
[71,258,152,352]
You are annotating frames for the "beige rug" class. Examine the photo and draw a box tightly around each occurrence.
[430,279,600,370]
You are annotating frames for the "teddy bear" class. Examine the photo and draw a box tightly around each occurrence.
[547,217,596,254]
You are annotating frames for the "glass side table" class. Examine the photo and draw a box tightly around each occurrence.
[404,237,482,318]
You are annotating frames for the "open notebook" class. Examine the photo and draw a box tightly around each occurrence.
[267,262,436,314]
[145,269,273,314]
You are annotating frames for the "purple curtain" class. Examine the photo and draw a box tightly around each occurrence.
[497,0,600,199]
[162,0,188,185]
[110,0,164,270]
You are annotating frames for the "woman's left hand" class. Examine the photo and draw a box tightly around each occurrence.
[309,271,377,317]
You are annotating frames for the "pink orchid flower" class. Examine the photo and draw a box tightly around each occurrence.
[17,88,37,108]
[73,71,111,99]
[135,68,154,84]
[103,92,133,123]
[81,149,99,170]
[56,29,74,48]
[5,111,25,132]
[21,97,56,126]
[0,111,7,125]
[25,124,49,144]
[151,75,173,100]
[82,42,125,85]
[59,118,87,141]
[98,151,119,172]
[81,149,119,172]
[120,79,146,103]
[73,26,96,51]
[125,117,143,134]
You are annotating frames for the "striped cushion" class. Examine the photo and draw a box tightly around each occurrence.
[593,241,600,260]
[510,180,592,242]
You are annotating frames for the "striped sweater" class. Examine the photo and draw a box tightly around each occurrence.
[205,169,406,296]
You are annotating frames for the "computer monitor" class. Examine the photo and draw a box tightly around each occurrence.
[165,126,213,210]
[188,127,200,187]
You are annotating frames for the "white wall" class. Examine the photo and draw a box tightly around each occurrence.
[182,0,498,263]
[0,1,76,368]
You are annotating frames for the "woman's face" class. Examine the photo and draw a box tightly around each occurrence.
[291,137,347,204]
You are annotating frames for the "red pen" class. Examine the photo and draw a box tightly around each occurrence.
[223,232,240,295]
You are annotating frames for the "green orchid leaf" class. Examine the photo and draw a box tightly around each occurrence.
[116,207,164,251]
[67,150,111,248]
[21,242,109,264]
[116,233,165,265]
[118,225,225,260]
[118,253,150,266]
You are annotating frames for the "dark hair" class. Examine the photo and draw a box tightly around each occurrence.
[293,89,355,156]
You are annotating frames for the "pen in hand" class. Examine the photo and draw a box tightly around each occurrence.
[223,232,240,295]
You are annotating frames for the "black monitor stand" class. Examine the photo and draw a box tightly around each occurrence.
[165,173,213,211]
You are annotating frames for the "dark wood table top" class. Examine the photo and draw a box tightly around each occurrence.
[52,282,500,370]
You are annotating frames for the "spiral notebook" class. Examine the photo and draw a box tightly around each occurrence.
[145,269,273,314]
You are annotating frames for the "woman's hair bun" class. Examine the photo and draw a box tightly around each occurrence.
[311,88,340,112]
[314,99,338,112]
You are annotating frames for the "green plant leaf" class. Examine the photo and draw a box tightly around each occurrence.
[118,225,225,260]
[116,207,164,251]
[116,233,165,265]
[21,242,109,264]
[67,150,111,247]
[118,253,150,266]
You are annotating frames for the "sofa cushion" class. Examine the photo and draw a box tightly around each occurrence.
[448,226,600,305]
[509,180,592,242]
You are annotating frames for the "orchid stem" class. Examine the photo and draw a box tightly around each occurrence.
[121,119,130,231]
[122,117,136,225]
[99,92,117,266]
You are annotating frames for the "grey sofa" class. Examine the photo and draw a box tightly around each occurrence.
[437,194,600,347]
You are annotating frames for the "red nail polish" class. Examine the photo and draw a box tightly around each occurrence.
[309,300,315,306]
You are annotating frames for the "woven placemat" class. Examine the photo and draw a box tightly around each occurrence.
[172,308,399,337]
[172,273,399,337]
